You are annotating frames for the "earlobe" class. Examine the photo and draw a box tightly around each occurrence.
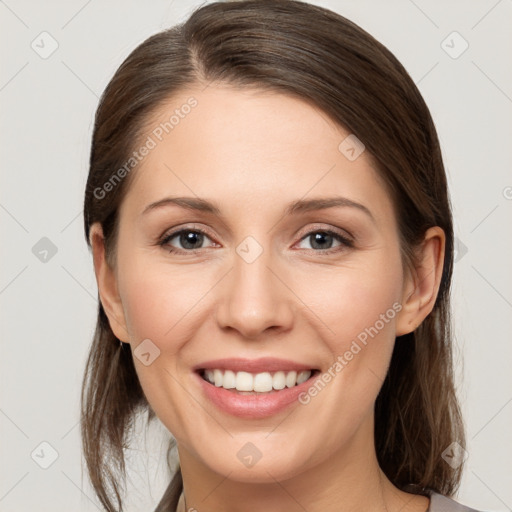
[395,227,445,336]
[89,222,130,342]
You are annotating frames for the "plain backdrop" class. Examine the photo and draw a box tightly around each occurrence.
[1,1,511,511]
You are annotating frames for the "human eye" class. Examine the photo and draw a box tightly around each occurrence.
[295,225,354,254]
[158,225,217,254]
[157,224,354,255]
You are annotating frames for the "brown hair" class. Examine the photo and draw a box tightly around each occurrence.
[81,1,465,510]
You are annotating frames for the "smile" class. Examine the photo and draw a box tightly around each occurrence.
[200,369,316,393]
[194,360,321,418]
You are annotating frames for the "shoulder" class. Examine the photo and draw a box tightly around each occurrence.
[427,490,486,512]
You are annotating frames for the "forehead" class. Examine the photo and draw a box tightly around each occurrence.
[121,84,393,222]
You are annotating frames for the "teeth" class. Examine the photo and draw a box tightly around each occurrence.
[203,369,313,392]
[296,371,310,385]
[223,370,236,389]
[214,369,223,387]
[285,371,297,388]
[273,371,286,390]
[237,371,253,391]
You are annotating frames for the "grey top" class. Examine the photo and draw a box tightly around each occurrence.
[427,490,482,511]
[176,490,483,511]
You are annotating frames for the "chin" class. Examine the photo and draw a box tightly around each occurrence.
[198,445,313,484]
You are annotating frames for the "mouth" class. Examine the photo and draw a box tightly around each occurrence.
[197,368,321,394]
[192,357,322,418]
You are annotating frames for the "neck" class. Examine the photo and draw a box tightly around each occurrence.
[176,416,429,512]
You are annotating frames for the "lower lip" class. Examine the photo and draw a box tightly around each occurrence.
[194,371,320,419]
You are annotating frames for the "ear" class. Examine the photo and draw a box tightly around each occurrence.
[89,222,130,342]
[395,226,445,336]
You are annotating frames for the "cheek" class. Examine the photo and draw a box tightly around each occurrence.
[118,259,216,348]
[294,255,403,352]
[290,254,403,423]
[116,261,212,437]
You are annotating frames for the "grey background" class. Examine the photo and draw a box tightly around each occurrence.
[1,0,511,511]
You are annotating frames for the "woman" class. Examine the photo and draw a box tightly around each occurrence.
[81,1,482,510]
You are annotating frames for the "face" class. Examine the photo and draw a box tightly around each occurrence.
[93,83,434,484]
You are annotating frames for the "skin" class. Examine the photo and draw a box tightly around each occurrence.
[90,83,445,512]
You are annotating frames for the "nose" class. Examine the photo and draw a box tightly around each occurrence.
[215,244,294,339]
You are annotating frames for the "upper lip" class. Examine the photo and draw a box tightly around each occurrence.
[193,357,316,374]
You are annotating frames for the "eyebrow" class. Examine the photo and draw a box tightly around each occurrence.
[141,196,375,222]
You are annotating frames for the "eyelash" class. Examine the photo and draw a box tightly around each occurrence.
[158,225,354,255]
